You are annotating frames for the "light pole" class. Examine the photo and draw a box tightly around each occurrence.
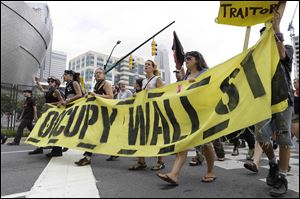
[104,40,121,71]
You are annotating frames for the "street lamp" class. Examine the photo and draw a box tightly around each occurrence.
[104,40,121,71]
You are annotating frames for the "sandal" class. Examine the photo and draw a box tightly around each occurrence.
[128,162,147,170]
[201,176,216,183]
[156,173,178,186]
[244,161,258,173]
[151,161,165,171]
[189,157,202,166]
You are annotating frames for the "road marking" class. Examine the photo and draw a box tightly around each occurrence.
[26,150,100,198]
[1,191,30,198]
[1,150,33,154]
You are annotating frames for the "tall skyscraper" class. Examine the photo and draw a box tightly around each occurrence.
[50,50,67,80]
[154,45,171,84]
[292,36,299,79]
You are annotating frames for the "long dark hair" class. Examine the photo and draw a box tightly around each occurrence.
[185,51,208,71]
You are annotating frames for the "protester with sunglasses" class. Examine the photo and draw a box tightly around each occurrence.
[28,76,64,155]
[157,51,217,185]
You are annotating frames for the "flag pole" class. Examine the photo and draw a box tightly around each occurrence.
[105,21,175,74]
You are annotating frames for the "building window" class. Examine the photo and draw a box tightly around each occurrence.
[81,57,85,67]
[76,60,80,70]
[138,64,144,75]
[128,75,134,87]
[86,54,94,67]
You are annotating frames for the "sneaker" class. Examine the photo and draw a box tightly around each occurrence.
[28,148,43,155]
[75,157,91,166]
[269,173,288,197]
[7,141,19,145]
[231,148,239,156]
[267,162,278,186]
[244,161,258,173]
[246,149,254,160]
[46,152,62,158]
[1,136,8,144]
[151,162,165,171]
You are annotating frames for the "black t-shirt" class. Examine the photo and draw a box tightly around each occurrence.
[22,97,36,120]
[280,45,294,106]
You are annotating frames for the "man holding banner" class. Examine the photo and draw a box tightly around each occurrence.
[254,11,294,197]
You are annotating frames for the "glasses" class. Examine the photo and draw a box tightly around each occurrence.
[48,80,55,83]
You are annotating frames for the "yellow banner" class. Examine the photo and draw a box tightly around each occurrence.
[26,25,287,157]
[216,1,279,26]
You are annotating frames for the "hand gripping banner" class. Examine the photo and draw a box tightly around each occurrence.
[26,25,288,157]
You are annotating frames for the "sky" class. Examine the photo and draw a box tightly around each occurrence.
[26,1,299,82]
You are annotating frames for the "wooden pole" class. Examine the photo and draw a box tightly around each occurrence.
[243,26,251,51]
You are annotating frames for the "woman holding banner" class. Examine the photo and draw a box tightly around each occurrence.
[157,51,216,185]
[75,67,114,166]
[128,60,166,171]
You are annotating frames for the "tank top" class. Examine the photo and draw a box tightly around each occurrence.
[142,76,159,90]
[94,80,107,95]
[45,88,59,103]
[65,80,76,99]
[183,68,207,81]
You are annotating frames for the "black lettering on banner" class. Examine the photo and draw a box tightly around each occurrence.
[65,103,75,109]
[116,99,135,105]
[79,105,99,139]
[86,97,96,102]
[158,144,175,154]
[51,109,72,137]
[203,119,230,139]
[100,107,117,143]
[148,92,164,99]
[230,7,237,17]
[180,96,199,134]
[164,99,181,143]
[145,102,150,144]
[249,7,262,15]
[241,50,266,98]
[271,62,289,105]
[77,142,96,149]
[128,106,145,145]
[236,8,244,18]
[221,4,232,17]
[215,69,240,114]
[48,139,58,144]
[153,101,170,145]
[150,104,163,145]
[259,8,269,14]
[187,76,211,90]
[64,106,85,137]
[269,4,278,14]
[27,137,40,143]
[117,149,137,155]
[38,111,59,137]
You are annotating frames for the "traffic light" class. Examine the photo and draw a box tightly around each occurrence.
[151,38,157,56]
[129,54,135,70]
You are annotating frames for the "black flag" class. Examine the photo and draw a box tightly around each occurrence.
[172,31,185,70]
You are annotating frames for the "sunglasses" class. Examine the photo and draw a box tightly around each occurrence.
[185,56,193,61]
[47,79,55,83]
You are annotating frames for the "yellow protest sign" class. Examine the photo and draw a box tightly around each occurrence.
[216,1,279,26]
[26,25,287,157]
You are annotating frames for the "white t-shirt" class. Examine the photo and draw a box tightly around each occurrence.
[142,76,159,90]
[117,89,133,99]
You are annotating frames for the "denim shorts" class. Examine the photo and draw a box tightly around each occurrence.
[255,106,293,146]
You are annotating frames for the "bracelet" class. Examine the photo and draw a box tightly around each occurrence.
[275,33,284,42]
